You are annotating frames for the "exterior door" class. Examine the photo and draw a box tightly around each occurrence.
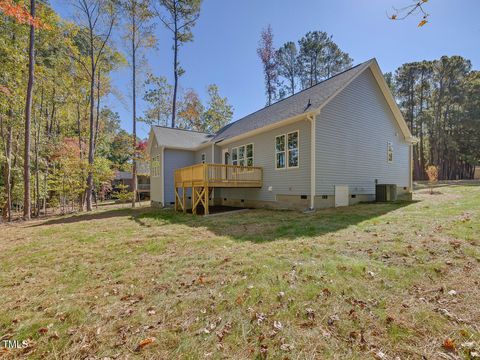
[222,148,229,180]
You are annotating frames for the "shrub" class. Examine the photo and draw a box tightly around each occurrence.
[426,165,439,194]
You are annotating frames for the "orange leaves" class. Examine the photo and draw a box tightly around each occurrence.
[418,19,428,27]
[0,0,49,29]
[443,338,456,351]
[135,337,155,352]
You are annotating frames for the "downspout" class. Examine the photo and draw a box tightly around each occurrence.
[211,143,215,204]
[307,112,318,210]
[161,146,165,207]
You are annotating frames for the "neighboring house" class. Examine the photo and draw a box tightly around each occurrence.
[112,161,151,200]
[147,58,416,212]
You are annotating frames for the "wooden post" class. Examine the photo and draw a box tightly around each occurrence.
[175,187,178,211]
[182,186,186,213]
[191,186,195,215]
[204,186,209,215]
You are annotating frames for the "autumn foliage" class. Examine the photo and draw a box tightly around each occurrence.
[0,0,48,28]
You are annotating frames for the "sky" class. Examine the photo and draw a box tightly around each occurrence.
[50,0,480,139]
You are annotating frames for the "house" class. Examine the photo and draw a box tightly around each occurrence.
[147,58,416,213]
[112,161,151,200]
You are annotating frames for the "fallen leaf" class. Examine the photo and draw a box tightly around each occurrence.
[38,328,48,334]
[443,338,455,351]
[306,308,315,320]
[235,295,244,305]
[135,337,155,352]
[259,344,268,359]
[327,314,339,326]
[280,343,294,351]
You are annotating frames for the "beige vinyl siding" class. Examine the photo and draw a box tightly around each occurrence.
[315,68,410,196]
[219,120,311,202]
[149,139,163,204]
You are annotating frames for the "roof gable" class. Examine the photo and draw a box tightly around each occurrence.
[148,58,414,151]
[150,126,213,150]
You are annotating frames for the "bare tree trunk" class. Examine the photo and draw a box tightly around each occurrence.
[1,122,12,222]
[131,8,137,208]
[86,26,96,212]
[23,0,36,220]
[171,7,178,128]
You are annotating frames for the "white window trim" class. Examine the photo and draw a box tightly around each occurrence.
[231,147,238,165]
[151,154,161,177]
[275,130,300,170]
[231,143,254,167]
[387,141,393,164]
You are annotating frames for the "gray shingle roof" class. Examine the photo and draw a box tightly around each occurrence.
[212,59,374,142]
[150,59,375,148]
[152,126,213,149]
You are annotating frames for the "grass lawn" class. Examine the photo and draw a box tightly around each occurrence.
[1,184,479,359]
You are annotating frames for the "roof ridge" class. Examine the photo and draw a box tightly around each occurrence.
[214,58,375,136]
[153,125,212,135]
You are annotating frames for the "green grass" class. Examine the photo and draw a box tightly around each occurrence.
[0,184,479,359]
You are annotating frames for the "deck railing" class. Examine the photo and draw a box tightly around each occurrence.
[174,163,263,188]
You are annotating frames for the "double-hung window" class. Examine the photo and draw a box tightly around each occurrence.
[151,155,161,177]
[231,143,254,167]
[276,131,299,169]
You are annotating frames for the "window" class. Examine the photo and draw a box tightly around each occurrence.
[276,131,299,169]
[246,144,254,166]
[201,153,206,164]
[287,131,299,167]
[275,135,286,169]
[238,145,245,166]
[151,155,161,177]
[387,142,393,163]
[231,143,254,166]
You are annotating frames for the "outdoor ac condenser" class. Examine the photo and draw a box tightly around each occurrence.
[375,184,397,202]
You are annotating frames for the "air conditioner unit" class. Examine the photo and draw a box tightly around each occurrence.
[375,184,397,202]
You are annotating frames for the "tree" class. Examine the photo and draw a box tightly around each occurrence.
[297,31,328,88]
[322,40,352,79]
[107,130,133,171]
[23,0,35,220]
[142,74,173,126]
[155,0,201,128]
[257,25,277,106]
[177,88,204,131]
[392,56,479,180]
[120,0,155,207]
[72,0,118,211]
[202,84,233,133]
[0,0,47,28]
[276,41,298,97]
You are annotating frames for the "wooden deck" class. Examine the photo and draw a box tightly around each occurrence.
[174,163,262,215]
